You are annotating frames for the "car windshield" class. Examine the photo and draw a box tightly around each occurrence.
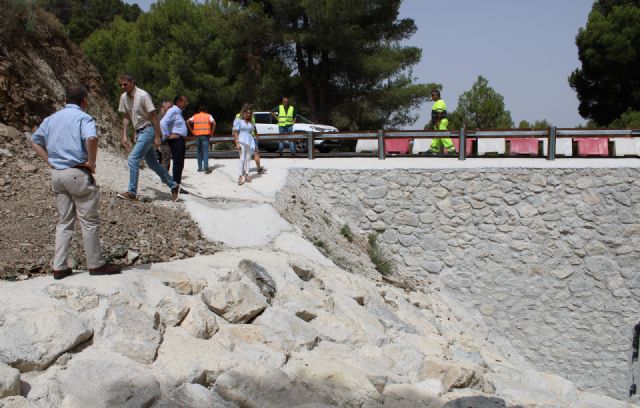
[254,113,273,124]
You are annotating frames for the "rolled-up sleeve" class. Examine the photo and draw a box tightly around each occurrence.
[31,118,49,147]
[80,116,97,141]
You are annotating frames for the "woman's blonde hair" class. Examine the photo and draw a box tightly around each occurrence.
[240,103,252,115]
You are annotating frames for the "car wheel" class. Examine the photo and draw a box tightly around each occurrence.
[318,145,332,153]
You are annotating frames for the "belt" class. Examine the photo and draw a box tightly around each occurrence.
[73,165,95,185]
[135,123,152,134]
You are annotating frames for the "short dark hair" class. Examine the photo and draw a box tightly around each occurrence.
[119,74,135,83]
[65,84,88,105]
[174,95,187,104]
[198,105,207,112]
[431,89,441,97]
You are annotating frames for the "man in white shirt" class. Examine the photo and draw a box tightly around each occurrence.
[116,74,180,201]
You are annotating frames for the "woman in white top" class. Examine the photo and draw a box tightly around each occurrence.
[232,105,256,185]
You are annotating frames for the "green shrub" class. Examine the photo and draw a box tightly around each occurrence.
[367,233,393,276]
[340,224,353,242]
[313,238,330,254]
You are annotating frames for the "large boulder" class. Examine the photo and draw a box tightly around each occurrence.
[56,348,161,408]
[283,342,387,406]
[214,365,324,407]
[201,281,268,323]
[153,327,286,386]
[97,303,161,364]
[0,396,29,408]
[381,384,444,408]
[0,291,92,371]
[253,307,320,351]
[180,298,222,339]
[141,277,190,328]
[152,383,237,408]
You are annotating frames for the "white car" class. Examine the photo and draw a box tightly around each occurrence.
[253,112,339,153]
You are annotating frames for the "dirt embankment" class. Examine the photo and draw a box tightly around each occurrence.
[0,7,221,279]
[0,3,121,147]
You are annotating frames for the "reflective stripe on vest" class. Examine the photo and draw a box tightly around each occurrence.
[278,105,294,126]
[192,112,212,136]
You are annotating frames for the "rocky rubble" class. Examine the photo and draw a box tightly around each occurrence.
[1,247,633,408]
[0,123,221,279]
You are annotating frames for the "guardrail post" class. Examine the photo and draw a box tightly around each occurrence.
[458,128,466,161]
[307,131,314,160]
[548,126,556,161]
[378,130,385,160]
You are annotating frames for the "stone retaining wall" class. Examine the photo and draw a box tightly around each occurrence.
[286,167,640,399]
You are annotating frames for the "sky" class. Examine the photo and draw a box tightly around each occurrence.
[125,0,594,128]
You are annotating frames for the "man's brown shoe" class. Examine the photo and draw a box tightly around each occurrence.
[171,184,180,202]
[89,263,122,276]
[53,268,72,280]
[117,191,137,200]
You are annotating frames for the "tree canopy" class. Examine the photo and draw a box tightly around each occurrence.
[81,0,288,130]
[569,0,640,126]
[518,119,551,129]
[77,0,432,131]
[42,0,141,43]
[448,76,513,129]
[234,0,433,129]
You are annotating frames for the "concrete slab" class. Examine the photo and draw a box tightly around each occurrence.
[184,200,291,248]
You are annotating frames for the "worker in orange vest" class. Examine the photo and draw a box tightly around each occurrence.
[187,106,216,174]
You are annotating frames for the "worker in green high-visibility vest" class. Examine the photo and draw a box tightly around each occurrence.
[271,96,297,156]
[426,89,456,156]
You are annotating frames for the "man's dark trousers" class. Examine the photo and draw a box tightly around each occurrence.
[168,137,186,185]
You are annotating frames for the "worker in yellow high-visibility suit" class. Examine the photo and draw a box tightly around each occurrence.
[426,90,456,155]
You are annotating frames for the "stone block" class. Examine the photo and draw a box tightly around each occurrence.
[0,364,20,398]
[201,281,268,324]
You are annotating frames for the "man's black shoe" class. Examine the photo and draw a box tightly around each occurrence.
[180,188,190,195]
[53,268,72,280]
[89,263,121,276]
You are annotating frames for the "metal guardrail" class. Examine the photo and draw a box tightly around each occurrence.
[186,128,640,160]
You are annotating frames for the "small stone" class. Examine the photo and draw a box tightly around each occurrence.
[127,250,140,263]
[552,269,574,280]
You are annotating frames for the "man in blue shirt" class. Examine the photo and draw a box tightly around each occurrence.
[161,95,189,194]
[31,84,121,279]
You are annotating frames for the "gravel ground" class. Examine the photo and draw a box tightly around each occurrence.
[0,125,221,280]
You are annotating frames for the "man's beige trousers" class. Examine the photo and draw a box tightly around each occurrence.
[51,168,103,270]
